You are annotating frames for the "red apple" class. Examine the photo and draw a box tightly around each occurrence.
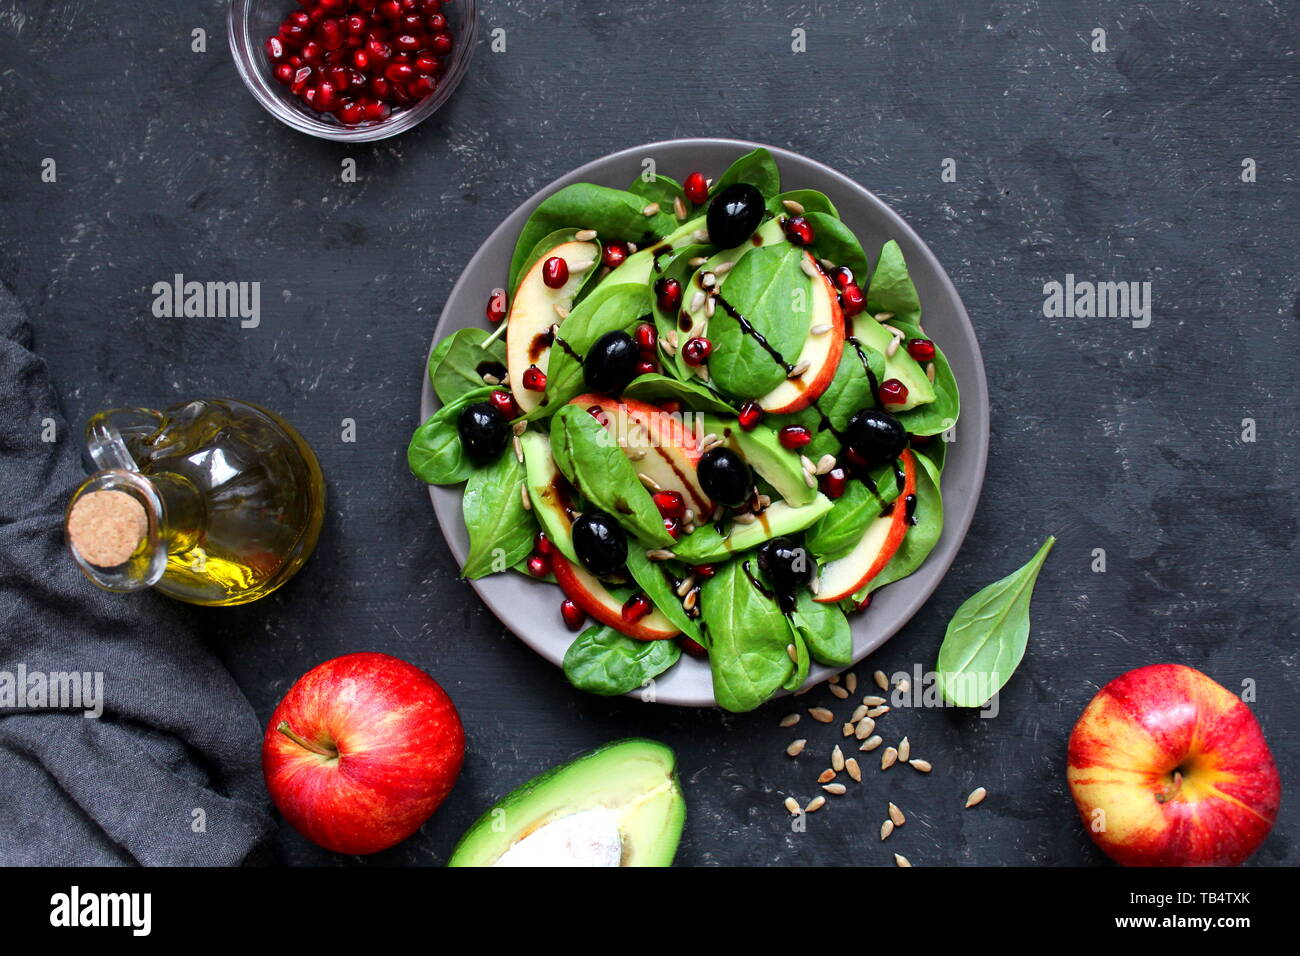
[1067,663,1280,866]
[263,652,465,855]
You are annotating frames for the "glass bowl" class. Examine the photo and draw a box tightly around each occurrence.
[228,0,477,142]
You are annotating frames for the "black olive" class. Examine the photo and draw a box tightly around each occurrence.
[845,408,908,466]
[583,330,641,395]
[706,183,765,249]
[758,537,812,593]
[697,447,753,509]
[456,402,510,464]
[571,510,628,577]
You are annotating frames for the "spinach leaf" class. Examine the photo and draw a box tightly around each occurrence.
[889,317,960,437]
[783,627,810,692]
[712,147,781,202]
[805,468,899,562]
[857,452,944,596]
[542,283,651,412]
[461,445,537,579]
[701,559,793,712]
[806,212,871,280]
[510,183,679,291]
[768,189,838,218]
[625,547,702,642]
[709,243,809,398]
[407,386,496,485]
[428,327,509,406]
[791,589,853,668]
[646,241,711,378]
[550,403,674,547]
[563,625,680,697]
[936,537,1056,707]
[622,372,736,416]
[629,173,685,211]
[866,240,921,319]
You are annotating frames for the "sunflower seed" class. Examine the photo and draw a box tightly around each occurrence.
[881,746,898,770]
[873,671,889,691]
[965,787,988,808]
[845,672,858,694]
[863,695,886,706]
[705,295,716,318]
[692,228,709,242]
[805,796,826,813]
[822,783,847,795]
[894,853,911,867]
[786,739,807,757]
[829,683,849,700]
[661,339,677,357]
[637,472,662,491]
[731,511,757,525]
[817,769,837,784]
[898,736,911,762]
[673,196,687,221]
[819,257,837,270]
[810,323,832,336]
[855,717,876,740]
[682,257,704,270]
[666,330,680,348]
[782,198,806,215]
[831,745,845,772]
[675,575,696,598]
[841,722,855,737]
[784,796,802,816]
[860,735,883,751]
[788,360,810,379]
[927,362,937,383]
[627,242,639,253]
[800,455,816,474]
[690,290,706,313]
[513,435,524,464]
[809,574,820,595]
[800,257,819,279]
[880,819,894,841]
[808,707,834,724]
[714,261,735,275]
[645,549,674,562]
[683,589,698,611]
[512,421,527,437]
[700,271,717,289]
[628,447,647,461]
[874,312,894,322]
[896,678,911,694]
[520,483,531,510]
[481,372,500,385]
[845,758,862,782]
[815,454,836,475]
[828,674,839,684]
[568,259,596,273]
[574,229,598,241]
[867,706,890,718]
[888,802,905,826]
[886,335,901,358]
[803,469,818,489]
[849,704,868,723]
[642,202,660,216]
[779,713,801,728]
[909,759,932,773]
[786,643,798,663]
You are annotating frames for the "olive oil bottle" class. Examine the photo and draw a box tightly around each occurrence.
[65,399,326,606]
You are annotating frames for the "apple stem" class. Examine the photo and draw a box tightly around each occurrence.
[277,720,337,758]
[1156,770,1183,804]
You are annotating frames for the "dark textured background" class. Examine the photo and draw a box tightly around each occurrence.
[1,0,1295,866]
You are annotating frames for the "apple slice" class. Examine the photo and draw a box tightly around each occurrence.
[506,238,598,414]
[568,393,713,518]
[756,254,845,413]
[551,553,680,641]
[815,450,917,603]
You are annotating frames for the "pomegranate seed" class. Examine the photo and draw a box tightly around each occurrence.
[360,99,389,123]
[346,14,367,33]
[414,53,438,73]
[315,80,338,111]
[487,389,519,420]
[560,598,585,631]
[828,266,854,290]
[534,531,552,556]
[820,466,848,500]
[394,32,421,52]
[280,23,307,46]
[302,40,324,63]
[853,593,872,613]
[737,400,763,431]
[683,171,709,205]
[410,74,437,95]
[692,564,717,579]
[365,37,391,63]
[384,61,414,83]
[621,594,653,624]
[585,404,607,425]
[485,289,507,324]
[369,76,392,99]
[426,13,448,31]
[652,490,685,520]
[654,277,682,313]
[378,0,402,19]
[663,517,681,539]
[784,216,814,246]
[634,322,657,353]
[319,19,344,50]
[274,62,295,84]
[879,379,909,406]
[635,359,657,375]
[522,366,547,392]
[681,337,712,366]
[840,283,865,318]
[602,240,630,270]
[778,425,812,450]
[906,338,936,362]
[429,31,453,55]
[678,635,708,658]
[841,446,868,468]
[541,256,569,289]
[526,554,551,578]
[352,48,371,70]
[288,10,311,28]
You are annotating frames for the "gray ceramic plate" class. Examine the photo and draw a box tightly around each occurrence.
[421,139,989,707]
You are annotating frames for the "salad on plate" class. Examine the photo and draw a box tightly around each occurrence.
[409,148,960,712]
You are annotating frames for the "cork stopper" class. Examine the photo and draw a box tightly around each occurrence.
[68,489,148,568]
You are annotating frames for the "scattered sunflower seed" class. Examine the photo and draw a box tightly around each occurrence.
[965,787,988,808]
[800,257,819,279]
[788,359,810,379]
[692,228,709,243]
[714,261,735,275]
[512,435,524,464]
[637,472,662,491]
[732,511,757,525]
[894,853,911,868]
[568,259,595,273]
[800,455,817,474]
[673,196,687,221]
[701,271,717,289]
[855,717,876,740]
[888,802,906,826]
[845,673,858,694]
[850,704,869,723]
[845,758,862,782]
[786,739,807,757]
[841,723,855,737]
[831,745,845,772]
[807,707,835,724]
[786,643,798,663]
[481,372,500,385]
[881,746,898,770]
[886,335,901,358]
[828,675,840,684]
[642,202,660,217]
[645,549,674,562]
[705,295,716,318]
[815,454,836,475]
[909,759,932,773]
[829,683,849,700]
[822,783,847,795]
[810,323,832,336]
[817,768,837,784]
[927,362,937,383]
[574,229,598,241]
[875,312,895,322]
[784,796,802,816]
[863,695,886,706]
[860,735,883,752]
[779,713,801,728]
[803,470,818,489]
[898,737,911,762]
[688,256,708,267]
[782,198,806,215]
[690,290,706,313]
[519,483,531,510]
[675,575,696,598]
[682,589,698,612]
[867,706,890,718]
[880,820,894,841]
[896,678,911,694]
[873,671,889,691]
[805,796,826,813]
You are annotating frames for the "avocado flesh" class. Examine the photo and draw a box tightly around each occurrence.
[520,430,580,563]
[603,215,708,288]
[851,316,935,410]
[671,495,833,563]
[447,738,686,867]
[702,414,818,507]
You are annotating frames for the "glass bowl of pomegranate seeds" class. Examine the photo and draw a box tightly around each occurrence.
[228,0,477,142]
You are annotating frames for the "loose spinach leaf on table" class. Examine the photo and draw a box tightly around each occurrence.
[407,386,497,485]
[549,403,674,547]
[805,212,871,281]
[855,452,944,598]
[768,189,839,218]
[563,625,681,697]
[625,548,702,642]
[936,536,1056,707]
[622,372,736,416]
[866,240,921,320]
[709,243,809,398]
[701,559,793,712]
[541,283,651,412]
[428,327,509,406]
[509,183,679,292]
[791,589,853,668]
[711,147,782,202]
[460,446,537,579]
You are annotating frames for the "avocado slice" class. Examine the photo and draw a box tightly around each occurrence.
[851,316,935,410]
[702,415,817,507]
[602,214,709,288]
[520,430,580,563]
[671,495,833,563]
[447,738,686,867]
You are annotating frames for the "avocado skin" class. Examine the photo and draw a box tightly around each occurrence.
[446,738,686,867]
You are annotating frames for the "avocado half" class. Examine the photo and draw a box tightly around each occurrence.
[447,738,686,867]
